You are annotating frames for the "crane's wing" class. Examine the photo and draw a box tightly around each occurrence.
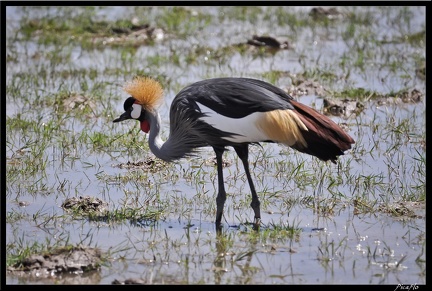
[169,77,354,163]
[168,77,302,147]
[174,77,295,118]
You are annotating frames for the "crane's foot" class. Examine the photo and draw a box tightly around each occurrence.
[215,220,223,233]
[250,201,261,231]
[253,217,261,231]
[215,210,224,233]
[215,190,226,234]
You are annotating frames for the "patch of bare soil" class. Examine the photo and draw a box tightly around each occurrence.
[7,246,104,284]
[322,88,423,118]
[378,201,425,220]
[62,94,96,113]
[62,195,108,215]
[204,156,232,167]
[7,197,109,283]
[285,78,329,98]
[93,23,164,46]
[309,7,348,20]
[289,81,422,119]
[375,89,423,105]
[111,274,184,285]
[281,74,423,118]
[113,156,167,172]
[323,98,365,118]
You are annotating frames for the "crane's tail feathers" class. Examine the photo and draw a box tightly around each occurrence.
[289,100,355,163]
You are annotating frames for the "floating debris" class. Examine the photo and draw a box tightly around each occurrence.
[114,156,167,172]
[112,278,147,285]
[18,201,31,207]
[246,35,290,49]
[110,23,150,35]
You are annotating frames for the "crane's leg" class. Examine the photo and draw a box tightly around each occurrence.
[214,147,226,231]
[234,144,261,230]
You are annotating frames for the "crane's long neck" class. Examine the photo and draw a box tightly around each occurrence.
[146,110,193,162]
[146,110,167,160]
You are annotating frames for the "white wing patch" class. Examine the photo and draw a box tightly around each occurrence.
[196,102,308,147]
[196,102,269,143]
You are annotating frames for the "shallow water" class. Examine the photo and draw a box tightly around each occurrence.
[5,5,425,285]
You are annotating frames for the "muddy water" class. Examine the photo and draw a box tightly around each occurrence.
[5,6,425,285]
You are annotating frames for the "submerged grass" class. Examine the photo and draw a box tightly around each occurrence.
[5,5,425,284]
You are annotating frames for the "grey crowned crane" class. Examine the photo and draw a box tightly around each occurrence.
[113,77,355,231]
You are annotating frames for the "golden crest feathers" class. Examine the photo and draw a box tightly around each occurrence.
[123,77,164,109]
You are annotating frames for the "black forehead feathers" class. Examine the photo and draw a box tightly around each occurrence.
[124,97,137,111]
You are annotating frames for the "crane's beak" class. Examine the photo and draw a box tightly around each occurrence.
[113,112,129,123]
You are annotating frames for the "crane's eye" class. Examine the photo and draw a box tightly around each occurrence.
[130,103,142,119]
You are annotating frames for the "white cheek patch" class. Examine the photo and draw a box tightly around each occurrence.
[196,102,269,143]
[131,104,142,119]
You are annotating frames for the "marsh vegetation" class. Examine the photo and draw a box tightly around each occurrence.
[5,6,425,284]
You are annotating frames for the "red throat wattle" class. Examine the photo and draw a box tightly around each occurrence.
[140,120,150,133]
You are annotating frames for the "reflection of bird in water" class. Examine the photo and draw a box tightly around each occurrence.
[114,77,355,230]
[213,232,256,284]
